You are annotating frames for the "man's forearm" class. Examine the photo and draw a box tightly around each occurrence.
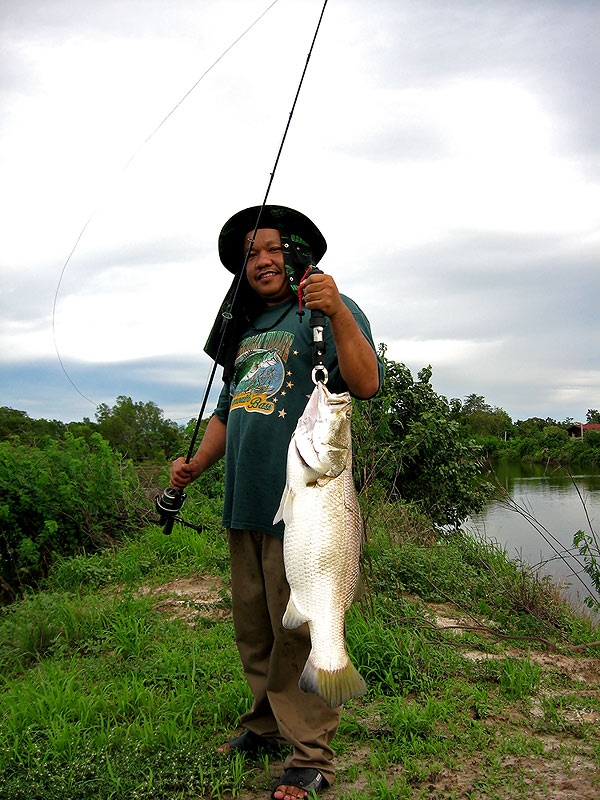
[191,414,227,474]
[329,305,380,399]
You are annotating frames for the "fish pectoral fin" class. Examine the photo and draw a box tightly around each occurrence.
[352,573,366,604]
[273,486,294,526]
[282,596,310,629]
[315,476,332,487]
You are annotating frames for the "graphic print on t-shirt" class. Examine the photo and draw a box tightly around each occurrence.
[230,330,295,415]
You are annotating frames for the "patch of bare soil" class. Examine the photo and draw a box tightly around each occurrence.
[139,574,231,624]
[144,582,600,798]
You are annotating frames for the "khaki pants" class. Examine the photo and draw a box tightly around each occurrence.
[227,529,341,785]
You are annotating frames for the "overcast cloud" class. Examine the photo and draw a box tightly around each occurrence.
[1,0,598,425]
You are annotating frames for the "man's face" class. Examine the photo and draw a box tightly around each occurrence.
[244,228,292,305]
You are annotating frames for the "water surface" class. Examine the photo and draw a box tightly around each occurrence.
[467,462,600,610]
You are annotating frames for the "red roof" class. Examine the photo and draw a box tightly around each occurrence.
[582,423,600,430]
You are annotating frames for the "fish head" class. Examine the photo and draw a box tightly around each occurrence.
[294,384,352,479]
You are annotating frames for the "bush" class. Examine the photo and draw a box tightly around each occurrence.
[579,430,600,466]
[353,348,492,528]
[0,433,150,599]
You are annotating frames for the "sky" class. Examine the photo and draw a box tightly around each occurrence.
[1,0,599,427]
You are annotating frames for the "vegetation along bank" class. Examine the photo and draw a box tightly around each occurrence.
[1,350,598,798]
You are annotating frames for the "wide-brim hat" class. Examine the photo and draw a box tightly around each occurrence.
[218,204,327,273]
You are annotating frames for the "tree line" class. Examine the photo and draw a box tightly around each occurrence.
[2,350,598,600]
[454,394,600,465]
[2,374,598,478]
[2,385,597,470]
[0,396,186,463]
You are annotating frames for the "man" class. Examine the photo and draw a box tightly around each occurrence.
[171,205,382,800]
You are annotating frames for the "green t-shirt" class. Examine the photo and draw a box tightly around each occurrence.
[213,294,383,537]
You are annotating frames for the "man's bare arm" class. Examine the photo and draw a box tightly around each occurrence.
[300,273,380,399]
[170,414,227,488]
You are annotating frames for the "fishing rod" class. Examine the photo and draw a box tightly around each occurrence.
[155,0,330,535]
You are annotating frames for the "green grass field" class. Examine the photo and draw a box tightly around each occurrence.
[1,503,599,799]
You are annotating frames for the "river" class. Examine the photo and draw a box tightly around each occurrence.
[467,462,600,613]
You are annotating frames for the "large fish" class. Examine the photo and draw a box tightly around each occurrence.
[273,382,367,707]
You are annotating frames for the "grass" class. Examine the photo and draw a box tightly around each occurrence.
[1,504,599,800]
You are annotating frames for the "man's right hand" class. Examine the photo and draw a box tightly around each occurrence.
[170,457,200,489]
[169,414,227,490]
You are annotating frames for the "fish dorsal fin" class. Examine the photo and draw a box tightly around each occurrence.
[352,573,365,604]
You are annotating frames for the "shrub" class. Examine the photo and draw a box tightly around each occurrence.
[353,348,492,528]
[0,433,150,599]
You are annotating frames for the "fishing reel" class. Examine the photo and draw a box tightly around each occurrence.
[154,487,186,535]
[154,486,203,535]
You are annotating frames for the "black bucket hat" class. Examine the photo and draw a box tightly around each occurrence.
[218,204,327,273]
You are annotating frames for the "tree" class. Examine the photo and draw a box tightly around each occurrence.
[541,425,568,446]
[516,417,558,435]
[459,395,514,438]
[0,406,67,444]
[461,394,492,415]
[586,409,600,424]
[353,347,491,528]
[95,396,183,462]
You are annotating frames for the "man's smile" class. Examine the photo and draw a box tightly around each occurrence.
[256,269,279,281]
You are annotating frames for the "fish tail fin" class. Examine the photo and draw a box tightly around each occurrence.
[299,654,367,708]
[282,595,310,629]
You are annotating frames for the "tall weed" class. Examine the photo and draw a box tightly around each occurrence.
[0,589,249,799]
[347,601,464,697]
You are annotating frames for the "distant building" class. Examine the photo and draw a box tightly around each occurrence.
[567,423,600,439]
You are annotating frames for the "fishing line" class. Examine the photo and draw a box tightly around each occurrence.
[52,0,282,406]
[182,0,330,463]
[156,0,330,532]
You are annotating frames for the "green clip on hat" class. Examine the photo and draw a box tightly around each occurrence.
[218,204,327,273]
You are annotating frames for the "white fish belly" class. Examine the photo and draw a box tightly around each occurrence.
[276,385,367,706]
[283,464,362,670]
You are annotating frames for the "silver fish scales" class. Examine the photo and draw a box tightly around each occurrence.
[273,382,366,707]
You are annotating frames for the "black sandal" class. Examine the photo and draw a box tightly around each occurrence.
[271,768,329,798]
[221,729,279,755]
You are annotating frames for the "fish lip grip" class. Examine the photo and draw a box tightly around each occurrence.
[311,365,328,385]
[282,246,328,385]
[306,268,328,385]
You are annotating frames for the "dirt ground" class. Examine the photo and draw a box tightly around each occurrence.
[144,575,600,800]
